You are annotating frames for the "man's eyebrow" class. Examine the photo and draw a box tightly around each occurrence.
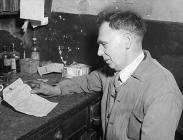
[97,40,101,44]
[97,40,107,44]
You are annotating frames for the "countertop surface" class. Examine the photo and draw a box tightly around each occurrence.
[0,73,100,140]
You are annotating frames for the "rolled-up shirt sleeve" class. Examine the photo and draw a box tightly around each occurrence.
[141,93,183,140]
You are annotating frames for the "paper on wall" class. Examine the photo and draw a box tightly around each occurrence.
[30,17,49,28]
[3,78,58,117]
[20,0,48,27]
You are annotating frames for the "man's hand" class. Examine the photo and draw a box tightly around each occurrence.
[26,80,61,97]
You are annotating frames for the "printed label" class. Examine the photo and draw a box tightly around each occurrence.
[4,59,11,66]
[11,58,16,70]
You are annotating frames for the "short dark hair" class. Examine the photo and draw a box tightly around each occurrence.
[97,10,147,38]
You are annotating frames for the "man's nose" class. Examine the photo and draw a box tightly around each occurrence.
[97,45,104,56]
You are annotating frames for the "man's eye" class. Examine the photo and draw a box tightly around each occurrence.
[98,42,107,49]
[101,43,107,48]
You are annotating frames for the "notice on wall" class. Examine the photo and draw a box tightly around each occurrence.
[20,0,48,27]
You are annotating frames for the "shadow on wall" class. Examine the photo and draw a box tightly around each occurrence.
[0,14,33,57]
[33,12,104,68]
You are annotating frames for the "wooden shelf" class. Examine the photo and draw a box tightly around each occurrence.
[0,11,19,15]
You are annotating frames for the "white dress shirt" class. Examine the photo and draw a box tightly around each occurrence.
[119,52,144,84]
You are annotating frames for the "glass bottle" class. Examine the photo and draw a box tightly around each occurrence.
[31,37,40,60]
[10,43,20,73]
[0,48,3,75]
[2,46,11,74]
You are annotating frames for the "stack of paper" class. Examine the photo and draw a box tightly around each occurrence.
[3,78,58,117]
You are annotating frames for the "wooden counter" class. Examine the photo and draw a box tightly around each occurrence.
[0,73,102,140]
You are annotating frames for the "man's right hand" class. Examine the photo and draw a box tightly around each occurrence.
[26,80,61,97]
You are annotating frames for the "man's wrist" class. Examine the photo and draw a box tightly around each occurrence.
[53,86,62,96]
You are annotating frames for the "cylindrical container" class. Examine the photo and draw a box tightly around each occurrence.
[20,58,39,74]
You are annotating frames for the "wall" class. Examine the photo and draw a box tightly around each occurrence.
[52,0,183,23]
[32,12,103,68]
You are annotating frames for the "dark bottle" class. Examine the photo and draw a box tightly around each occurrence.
[2,46,11,74]
[0,50,3,75]
[10,43,20,73]
[0,46,4,75]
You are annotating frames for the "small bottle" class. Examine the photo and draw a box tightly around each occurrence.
[0,48,4,75]
[31,38,40,60]
[21,42,26,59]
[10,43,20,73]
[2,46,11,74]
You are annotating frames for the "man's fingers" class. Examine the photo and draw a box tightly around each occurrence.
[31,89,42,94]
[30,83,40,89]
[31,86,49,94]
[25,80,45,89]
[31,80,43,84]
[30,81,51,96]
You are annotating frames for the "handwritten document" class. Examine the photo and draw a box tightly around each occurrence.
[3,78,58,117]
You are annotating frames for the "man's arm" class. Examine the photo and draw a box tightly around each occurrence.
[141,94,182,140]
[31,70,103,96]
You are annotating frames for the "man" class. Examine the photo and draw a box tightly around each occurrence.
[31,10,183,140]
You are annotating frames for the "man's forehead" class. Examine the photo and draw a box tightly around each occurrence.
[99,22,111,32]
[99,22,129,35]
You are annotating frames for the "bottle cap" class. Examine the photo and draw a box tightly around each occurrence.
[32,37,37,41]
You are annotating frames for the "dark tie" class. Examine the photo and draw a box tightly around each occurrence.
[109,73,122,103]
[114,73,122,93]
[108,73,122,116]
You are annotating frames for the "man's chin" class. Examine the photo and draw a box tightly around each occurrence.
[106,63,120,71]
[107,63,116,70]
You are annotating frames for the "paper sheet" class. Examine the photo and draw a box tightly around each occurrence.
[20,0,45,21]
[3,78,58,117]
[20,0,48,27]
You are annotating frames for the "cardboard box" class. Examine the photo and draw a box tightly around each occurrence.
[63,63,90,78]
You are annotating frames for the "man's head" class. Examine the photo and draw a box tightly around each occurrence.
[97,10,147,71]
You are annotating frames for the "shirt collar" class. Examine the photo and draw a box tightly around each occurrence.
[119,52,144,83]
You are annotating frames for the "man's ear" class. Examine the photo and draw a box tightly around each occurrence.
[123,32,132,49]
